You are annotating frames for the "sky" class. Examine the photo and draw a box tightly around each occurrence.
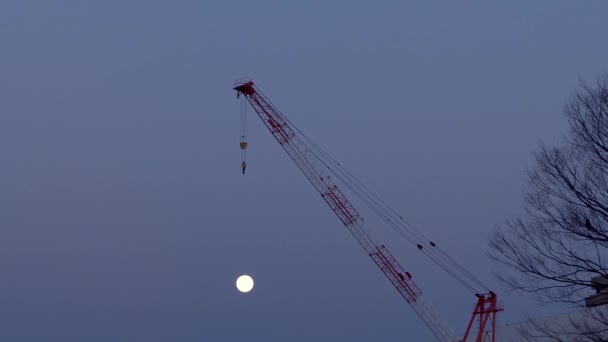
[1,1,608,341]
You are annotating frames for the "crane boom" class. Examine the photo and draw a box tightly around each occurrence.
[234,79,455,341]
[233,78,501,342]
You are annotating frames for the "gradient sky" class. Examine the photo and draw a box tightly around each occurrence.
[1,1,608,341]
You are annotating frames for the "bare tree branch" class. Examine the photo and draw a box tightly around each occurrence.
[489,73,608,341]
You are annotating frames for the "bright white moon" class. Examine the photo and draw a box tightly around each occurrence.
[236,275,254,293]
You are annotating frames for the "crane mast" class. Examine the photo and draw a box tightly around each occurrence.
[233,79,501,342]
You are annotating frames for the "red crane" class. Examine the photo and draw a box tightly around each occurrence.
[233,78,503,342]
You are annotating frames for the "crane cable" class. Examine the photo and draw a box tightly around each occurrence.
[254,86,491,293]
[303,136,481,294]
[240,96,248,174]
[307,135,490,293]
[311,144,491,293]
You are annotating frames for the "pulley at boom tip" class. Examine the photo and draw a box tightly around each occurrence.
[234,79,256,95]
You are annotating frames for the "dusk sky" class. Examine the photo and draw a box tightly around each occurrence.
[2,1,608,341]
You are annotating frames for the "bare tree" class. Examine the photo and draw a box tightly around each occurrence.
[511,307,608,342]
[489,73,608,341]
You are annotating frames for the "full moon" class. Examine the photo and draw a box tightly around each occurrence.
[236,275,254,293]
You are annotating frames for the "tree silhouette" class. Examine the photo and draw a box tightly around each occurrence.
[490,73,608,341]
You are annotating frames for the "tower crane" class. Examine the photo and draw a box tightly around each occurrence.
[233,78,503,342]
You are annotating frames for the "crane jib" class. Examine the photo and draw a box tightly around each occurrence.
[233,79,502,342]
